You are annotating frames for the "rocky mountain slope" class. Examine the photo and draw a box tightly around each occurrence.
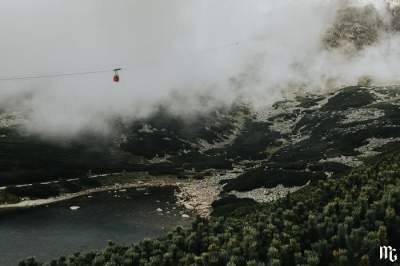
[121,85,400,193]
[20,107,400,266]
[2,85,400,209]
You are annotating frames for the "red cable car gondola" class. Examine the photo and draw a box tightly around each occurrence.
[113,68,121,82]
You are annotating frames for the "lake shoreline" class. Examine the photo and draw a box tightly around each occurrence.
[0,177,185,212]
[0,185,193,266]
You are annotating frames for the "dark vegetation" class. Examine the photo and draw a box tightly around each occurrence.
[19,150,400,265]
[222,120,281,161]
[120,106,239,159]
[171,152,232,171]
[320,87,375,111]
[223,168,324,193]
[0,128,120,186]
[224,86,400,193]
[0,107,238,186]
[295,96,324,109]
[211,195,258,217]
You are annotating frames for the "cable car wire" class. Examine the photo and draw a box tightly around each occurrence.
[0,39,246,82]
[0,69,122,82]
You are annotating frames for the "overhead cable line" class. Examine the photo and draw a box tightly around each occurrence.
[0,68,123,82]
[0,39,247,82]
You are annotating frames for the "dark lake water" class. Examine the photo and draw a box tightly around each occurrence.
[0,186,192,266]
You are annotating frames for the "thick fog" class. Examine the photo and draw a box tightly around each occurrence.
[0,0,399,138]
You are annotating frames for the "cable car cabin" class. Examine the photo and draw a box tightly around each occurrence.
[113,68,121,82]
[113,73,120,82]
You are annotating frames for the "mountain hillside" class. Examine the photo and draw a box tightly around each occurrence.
[19,92,400,264]
[2,85,400,207]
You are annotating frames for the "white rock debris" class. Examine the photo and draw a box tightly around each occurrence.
[0,111,26,128]
[230,182,310,203]
[341,108,385,124]
[370,86,400,103]
[255,100,297,125]
[355,137,400,157]
[175,169,242,217]
[138,124,157,133]
[313,92,337,109]
[320,156,363,168]
[321,137,400,167]
[148,154,171,164]
[16,184,33,188]
[255,101,308,145]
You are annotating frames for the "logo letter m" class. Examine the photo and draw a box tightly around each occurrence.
[380,246,398,262]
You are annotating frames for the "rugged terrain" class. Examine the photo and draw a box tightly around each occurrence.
[2,85,400,212]
[17,84,400,266]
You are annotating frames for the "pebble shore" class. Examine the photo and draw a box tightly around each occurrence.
[0,170,307,218]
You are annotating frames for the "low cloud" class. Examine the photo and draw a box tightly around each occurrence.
[0,0,399,138]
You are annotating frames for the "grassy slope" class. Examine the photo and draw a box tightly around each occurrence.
[0,128,119,186]
[0,106,240,187]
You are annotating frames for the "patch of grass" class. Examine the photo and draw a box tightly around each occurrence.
[321,86,375,111]
[223,167,324,192]
[211,195,258,216]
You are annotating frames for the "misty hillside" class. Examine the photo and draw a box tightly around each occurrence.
[3,84,400,207]
[18,84,400,265]
[3,1,400,191]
